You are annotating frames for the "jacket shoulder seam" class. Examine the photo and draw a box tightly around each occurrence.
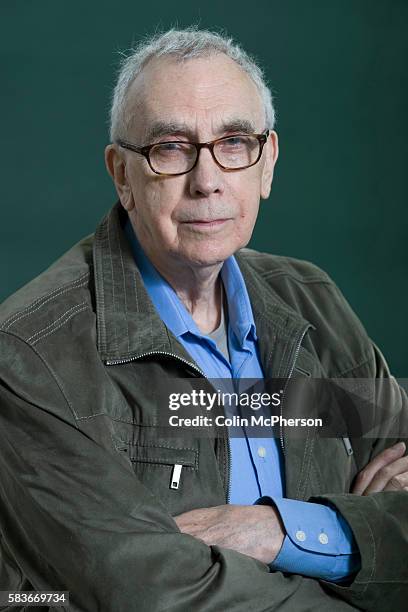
[0,271,90,332]
[27,301,89,345]
[262,271,334,286]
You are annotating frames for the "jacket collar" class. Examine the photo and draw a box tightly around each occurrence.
[93,203,312,379]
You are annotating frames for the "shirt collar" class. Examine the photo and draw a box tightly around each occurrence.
[220,256,257,345]
[125,219,257,346]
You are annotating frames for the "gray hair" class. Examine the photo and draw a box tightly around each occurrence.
[109,27,276,141]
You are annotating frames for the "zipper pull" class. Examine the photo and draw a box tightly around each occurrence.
[170,464,183,489]
[342,437,353,456]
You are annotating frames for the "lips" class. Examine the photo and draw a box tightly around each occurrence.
[183,219,228,225]
[185,219,227,224]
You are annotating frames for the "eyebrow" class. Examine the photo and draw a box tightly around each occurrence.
[144,118,257,143]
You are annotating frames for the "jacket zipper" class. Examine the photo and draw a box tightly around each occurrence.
[105,351,231,502]
[226,439,232,503]
[106,350,204,374]
[279,324,311,454]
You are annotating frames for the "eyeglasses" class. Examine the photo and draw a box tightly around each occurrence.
[115,131,269,176]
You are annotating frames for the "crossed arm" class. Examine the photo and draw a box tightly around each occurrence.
[175,441,408,565]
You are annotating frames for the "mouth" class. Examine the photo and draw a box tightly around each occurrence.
[180,218,231,230]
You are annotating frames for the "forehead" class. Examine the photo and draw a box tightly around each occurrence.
[126,54,265,138]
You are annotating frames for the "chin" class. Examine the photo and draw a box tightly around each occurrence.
[180,243,239,268]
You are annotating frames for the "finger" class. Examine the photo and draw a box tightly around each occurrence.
[352,441,406,495]
[363,455,408,494]
[383,471,408,492]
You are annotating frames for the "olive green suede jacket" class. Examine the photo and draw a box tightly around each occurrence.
[0,203,407,612]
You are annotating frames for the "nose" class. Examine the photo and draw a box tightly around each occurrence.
[188,147,224,198]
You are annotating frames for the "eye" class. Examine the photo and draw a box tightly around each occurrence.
[157,142,184,152]
[223,136,247,146]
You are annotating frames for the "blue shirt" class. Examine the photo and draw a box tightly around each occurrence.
[125,221,360,581]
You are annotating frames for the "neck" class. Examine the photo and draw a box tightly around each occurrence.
[155,257,224,335]
[136,241,224,335]
[129,217,228,333]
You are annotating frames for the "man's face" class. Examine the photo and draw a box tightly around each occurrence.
[107,54,278,272]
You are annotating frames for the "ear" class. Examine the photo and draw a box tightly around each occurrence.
[260,131,279,200]
[104,144,134,211]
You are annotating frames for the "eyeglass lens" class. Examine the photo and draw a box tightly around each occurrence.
[149,135,261,174]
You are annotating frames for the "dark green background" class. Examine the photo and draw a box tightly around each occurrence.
[1,1,407,375]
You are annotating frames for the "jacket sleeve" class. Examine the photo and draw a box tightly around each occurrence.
[311,342,408,612]
[0,331,357,612]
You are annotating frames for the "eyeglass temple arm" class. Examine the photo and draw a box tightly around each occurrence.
[115,139,145,154]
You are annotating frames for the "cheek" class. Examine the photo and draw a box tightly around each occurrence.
[236,191,260,232]
[235,212,257,246]
[233,170,262,213]
[138,181,187,246]
[150,182,182,225]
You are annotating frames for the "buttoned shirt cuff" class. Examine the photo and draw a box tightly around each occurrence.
[255,496,361,582]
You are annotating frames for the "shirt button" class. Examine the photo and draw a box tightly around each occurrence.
[319,533,329,544]
[257,446,266,458]
[295,530,306,542]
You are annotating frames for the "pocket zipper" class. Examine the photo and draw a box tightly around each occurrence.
[170,464,183,489]
[342,436,353,456]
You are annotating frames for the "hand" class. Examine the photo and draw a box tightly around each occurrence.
[352,441,408,494]
[174,504,284,564]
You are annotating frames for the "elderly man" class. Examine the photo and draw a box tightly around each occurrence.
[0,28,407,612]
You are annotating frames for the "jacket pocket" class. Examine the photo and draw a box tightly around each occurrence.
[125,444,198,469]
[115,439,200,515]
